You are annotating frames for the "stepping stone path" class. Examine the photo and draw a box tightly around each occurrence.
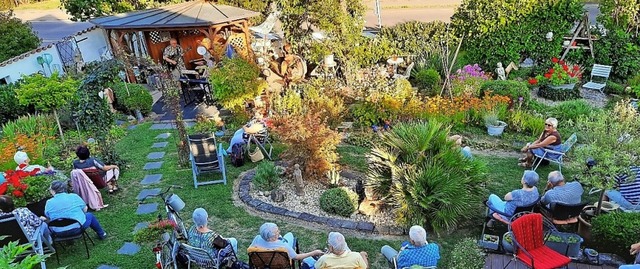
[113,124,172,266]
[137,188,162,201]
[127,125,137,130]
[147,151,166,160]
[140,174,162,185]
[143,161,163,170]
[117,242,140,255]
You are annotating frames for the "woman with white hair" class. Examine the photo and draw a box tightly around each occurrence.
[248,222,323,268]
[519,117,562,168]
[380,226,440,268]
[315,232,368,269]
[14,150,53,174]
[187,208,238,266]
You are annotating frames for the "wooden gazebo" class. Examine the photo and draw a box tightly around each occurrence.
[90,0,260,70]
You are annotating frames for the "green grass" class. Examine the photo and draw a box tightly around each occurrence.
[12,0,61,10]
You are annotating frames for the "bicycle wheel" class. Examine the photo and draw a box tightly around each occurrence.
[168,211,188,241]
[160,241,177,269]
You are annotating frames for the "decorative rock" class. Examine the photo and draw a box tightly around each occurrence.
[375,225,391,235]
[136,188,161,201]
[156,133,171,139]
[327,218,343,228]
[140,174,162,185]
[136,203,158,215]
[283,210,301,219]
[147,152,166,160]
[340,220,358,229]
[143,162,163,170]
[299,213,314,222]
[389,226,405,235]
[270,189,285,202]
[133,222,150,233]
[356,221,375,232]
[151,142,168,148]
[117,242,140,255]
[359,198,383,216]
[97,265,120,269]
[247,199,263,208]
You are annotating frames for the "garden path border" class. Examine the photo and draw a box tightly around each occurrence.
[233,169,408,236]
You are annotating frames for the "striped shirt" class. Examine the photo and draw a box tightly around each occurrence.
[614,166,640,205]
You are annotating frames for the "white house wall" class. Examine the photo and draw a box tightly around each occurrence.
[0,45,65,84]
[75,28,110,63]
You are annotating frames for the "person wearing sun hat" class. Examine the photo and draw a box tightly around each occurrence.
[14,150,53,174]
[486,170,541,223]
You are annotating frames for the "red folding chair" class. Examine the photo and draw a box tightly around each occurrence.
[506,212,571,269]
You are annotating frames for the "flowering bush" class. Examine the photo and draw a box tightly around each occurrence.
[531,58,582,86]
[450,64,491,97]
[0,170,53,207]
[422,93,511,125]
[133,219,177,243]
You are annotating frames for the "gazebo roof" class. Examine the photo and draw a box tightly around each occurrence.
[90,0,260,30]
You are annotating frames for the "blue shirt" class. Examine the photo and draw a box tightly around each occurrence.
[396,243,440,268]
[249,235,297,259]
[541,181,583,206]
[44,193,87,232]
[504,188,539,216]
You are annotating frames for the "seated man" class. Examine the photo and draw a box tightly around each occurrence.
[248,222,322,268]
[315,232,368,269]
[619,242,640,269]
[381,226,439,268]
[605,166,640,210]
[486,170,540,223]
[541,171,583,208]
[44,180,107,240]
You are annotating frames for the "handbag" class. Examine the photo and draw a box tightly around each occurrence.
[249,148,264,162]
[213,234,228,249]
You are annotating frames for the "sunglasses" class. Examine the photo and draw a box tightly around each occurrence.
[545,123,553,127]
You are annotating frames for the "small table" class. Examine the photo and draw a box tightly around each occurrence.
[179,76,213,107]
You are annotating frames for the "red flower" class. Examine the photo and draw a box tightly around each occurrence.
[0,183,7,195]
[552,57,559,63]
[12,190,23,198]
[528,78,538,85]
[559,60,565,65]
[544,73,552,79]
[573,65,580,71]
[549,68,555,74]
[563,65,569,72]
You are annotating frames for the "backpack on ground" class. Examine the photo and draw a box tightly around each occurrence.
[231,143,245,167]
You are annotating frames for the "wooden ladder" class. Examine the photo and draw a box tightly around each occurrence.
[560,12,595,61]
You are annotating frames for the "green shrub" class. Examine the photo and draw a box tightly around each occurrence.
[209,57,264,114]
[605,81,626,95]
[367,121,488,233]
[591,212,640,262]
[549,100,596,123]
[0,83,29,125]
[443,237,485,269]
[507,67,533,81]
[379,21,456,57]
[507,110,546,136]
[112,83,153,115]
[253,161,281,191]
[480,80,530,105]
[0,236,47,269]
[537,84,580,101]
[412,68,441,96]
[319,187,359,217]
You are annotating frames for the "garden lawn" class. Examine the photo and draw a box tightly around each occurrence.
[12,0,61,10]
[50,124,596,268]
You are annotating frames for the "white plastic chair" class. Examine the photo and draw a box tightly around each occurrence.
[582,64,612,93]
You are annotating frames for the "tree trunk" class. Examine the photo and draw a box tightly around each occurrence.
[53,109,66,146]
[595,189,606,215]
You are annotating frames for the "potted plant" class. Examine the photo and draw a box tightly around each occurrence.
[544,232,583,258]
[133,219,177,244]
[502,232,514,253]
[484,111,507,136]
[0,171,55,217]
[478,233,500,251]
[530,58,582,90]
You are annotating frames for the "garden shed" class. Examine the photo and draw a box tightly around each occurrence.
[90,0,260,71]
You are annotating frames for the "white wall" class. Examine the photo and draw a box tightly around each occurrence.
[76,28,110,63]
[0,45,65,84]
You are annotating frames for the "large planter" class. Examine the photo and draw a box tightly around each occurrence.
[578,206,596,241]
[502,232,514,254]
[486,121,507,136]
[545,231,583,258]
[549,83,576,90]
[26,197,50,217]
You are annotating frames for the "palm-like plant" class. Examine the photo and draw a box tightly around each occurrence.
[367,121,488,234]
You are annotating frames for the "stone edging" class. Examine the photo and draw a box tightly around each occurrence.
[237,170,402,234]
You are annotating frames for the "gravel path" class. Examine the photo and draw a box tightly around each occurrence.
[531,87,608,108]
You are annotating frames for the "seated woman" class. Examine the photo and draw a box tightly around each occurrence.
[187,208,238,267]
[0,195,52,245]
[605,166,640,211]
[73,145,120,193]
[249,222,322,268]
[486,170,540,223]
[14,151,53,174]
[519,118,562,168]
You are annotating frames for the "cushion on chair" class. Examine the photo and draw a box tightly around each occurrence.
[517,246,571,269]
[552,217,578,225]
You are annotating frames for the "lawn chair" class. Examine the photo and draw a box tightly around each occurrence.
[505,212,571,269]
[391,256,436,269]
[0,213,55,269]
[247,246,297,269]
[47,218,94,264]
[483,197,540,227]
[179,243,221,269]
[582,64,612,93]
[542,202,587,230]
[188,134,227,188]
[532,133,577,172]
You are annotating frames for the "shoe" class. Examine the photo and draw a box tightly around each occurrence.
[518,157,526,162]
[486,219,495,228]
[518,163,531,168]
[98,232,107,240]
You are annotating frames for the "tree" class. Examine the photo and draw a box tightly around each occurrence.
[0,11,40,63]
[15,72,79,145]
[60,0,184,21]
[573,101,640,215]
[366,121,488,234]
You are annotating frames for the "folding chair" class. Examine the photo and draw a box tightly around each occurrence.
[532,133,577,172]
[505,212,571,269]
[179,243,221,269]
[542,202,587,230]
[582,64,612,93]
[187,134,227,188]
[392,256,436,269]
[243,127,274,161]
[0,213,55,269]
[483,197,540,227]
[248,246,297,269]
[47,218,94,264]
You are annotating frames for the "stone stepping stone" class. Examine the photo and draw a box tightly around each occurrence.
[147,151,166,160]
[150,123,175,130]
[136,203,158,215]
[140,174,162,185]
[184,121,195,128]
[156,133,171,139]
[143,161,163,170]
[136,188,161,201]
[97,265,119,269]
[133,222,149,233]
[151,142,168,148]
[127,125,137,130]
[117,242,140,255]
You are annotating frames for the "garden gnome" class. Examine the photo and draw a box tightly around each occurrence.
[293,164,304,196]
[496,62,506,80]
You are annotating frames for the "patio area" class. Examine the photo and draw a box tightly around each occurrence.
[485,253,618,269]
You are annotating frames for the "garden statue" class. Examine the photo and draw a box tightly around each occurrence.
[270,188,285,202]
[496,62,506,80]
[293,164,304,196]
